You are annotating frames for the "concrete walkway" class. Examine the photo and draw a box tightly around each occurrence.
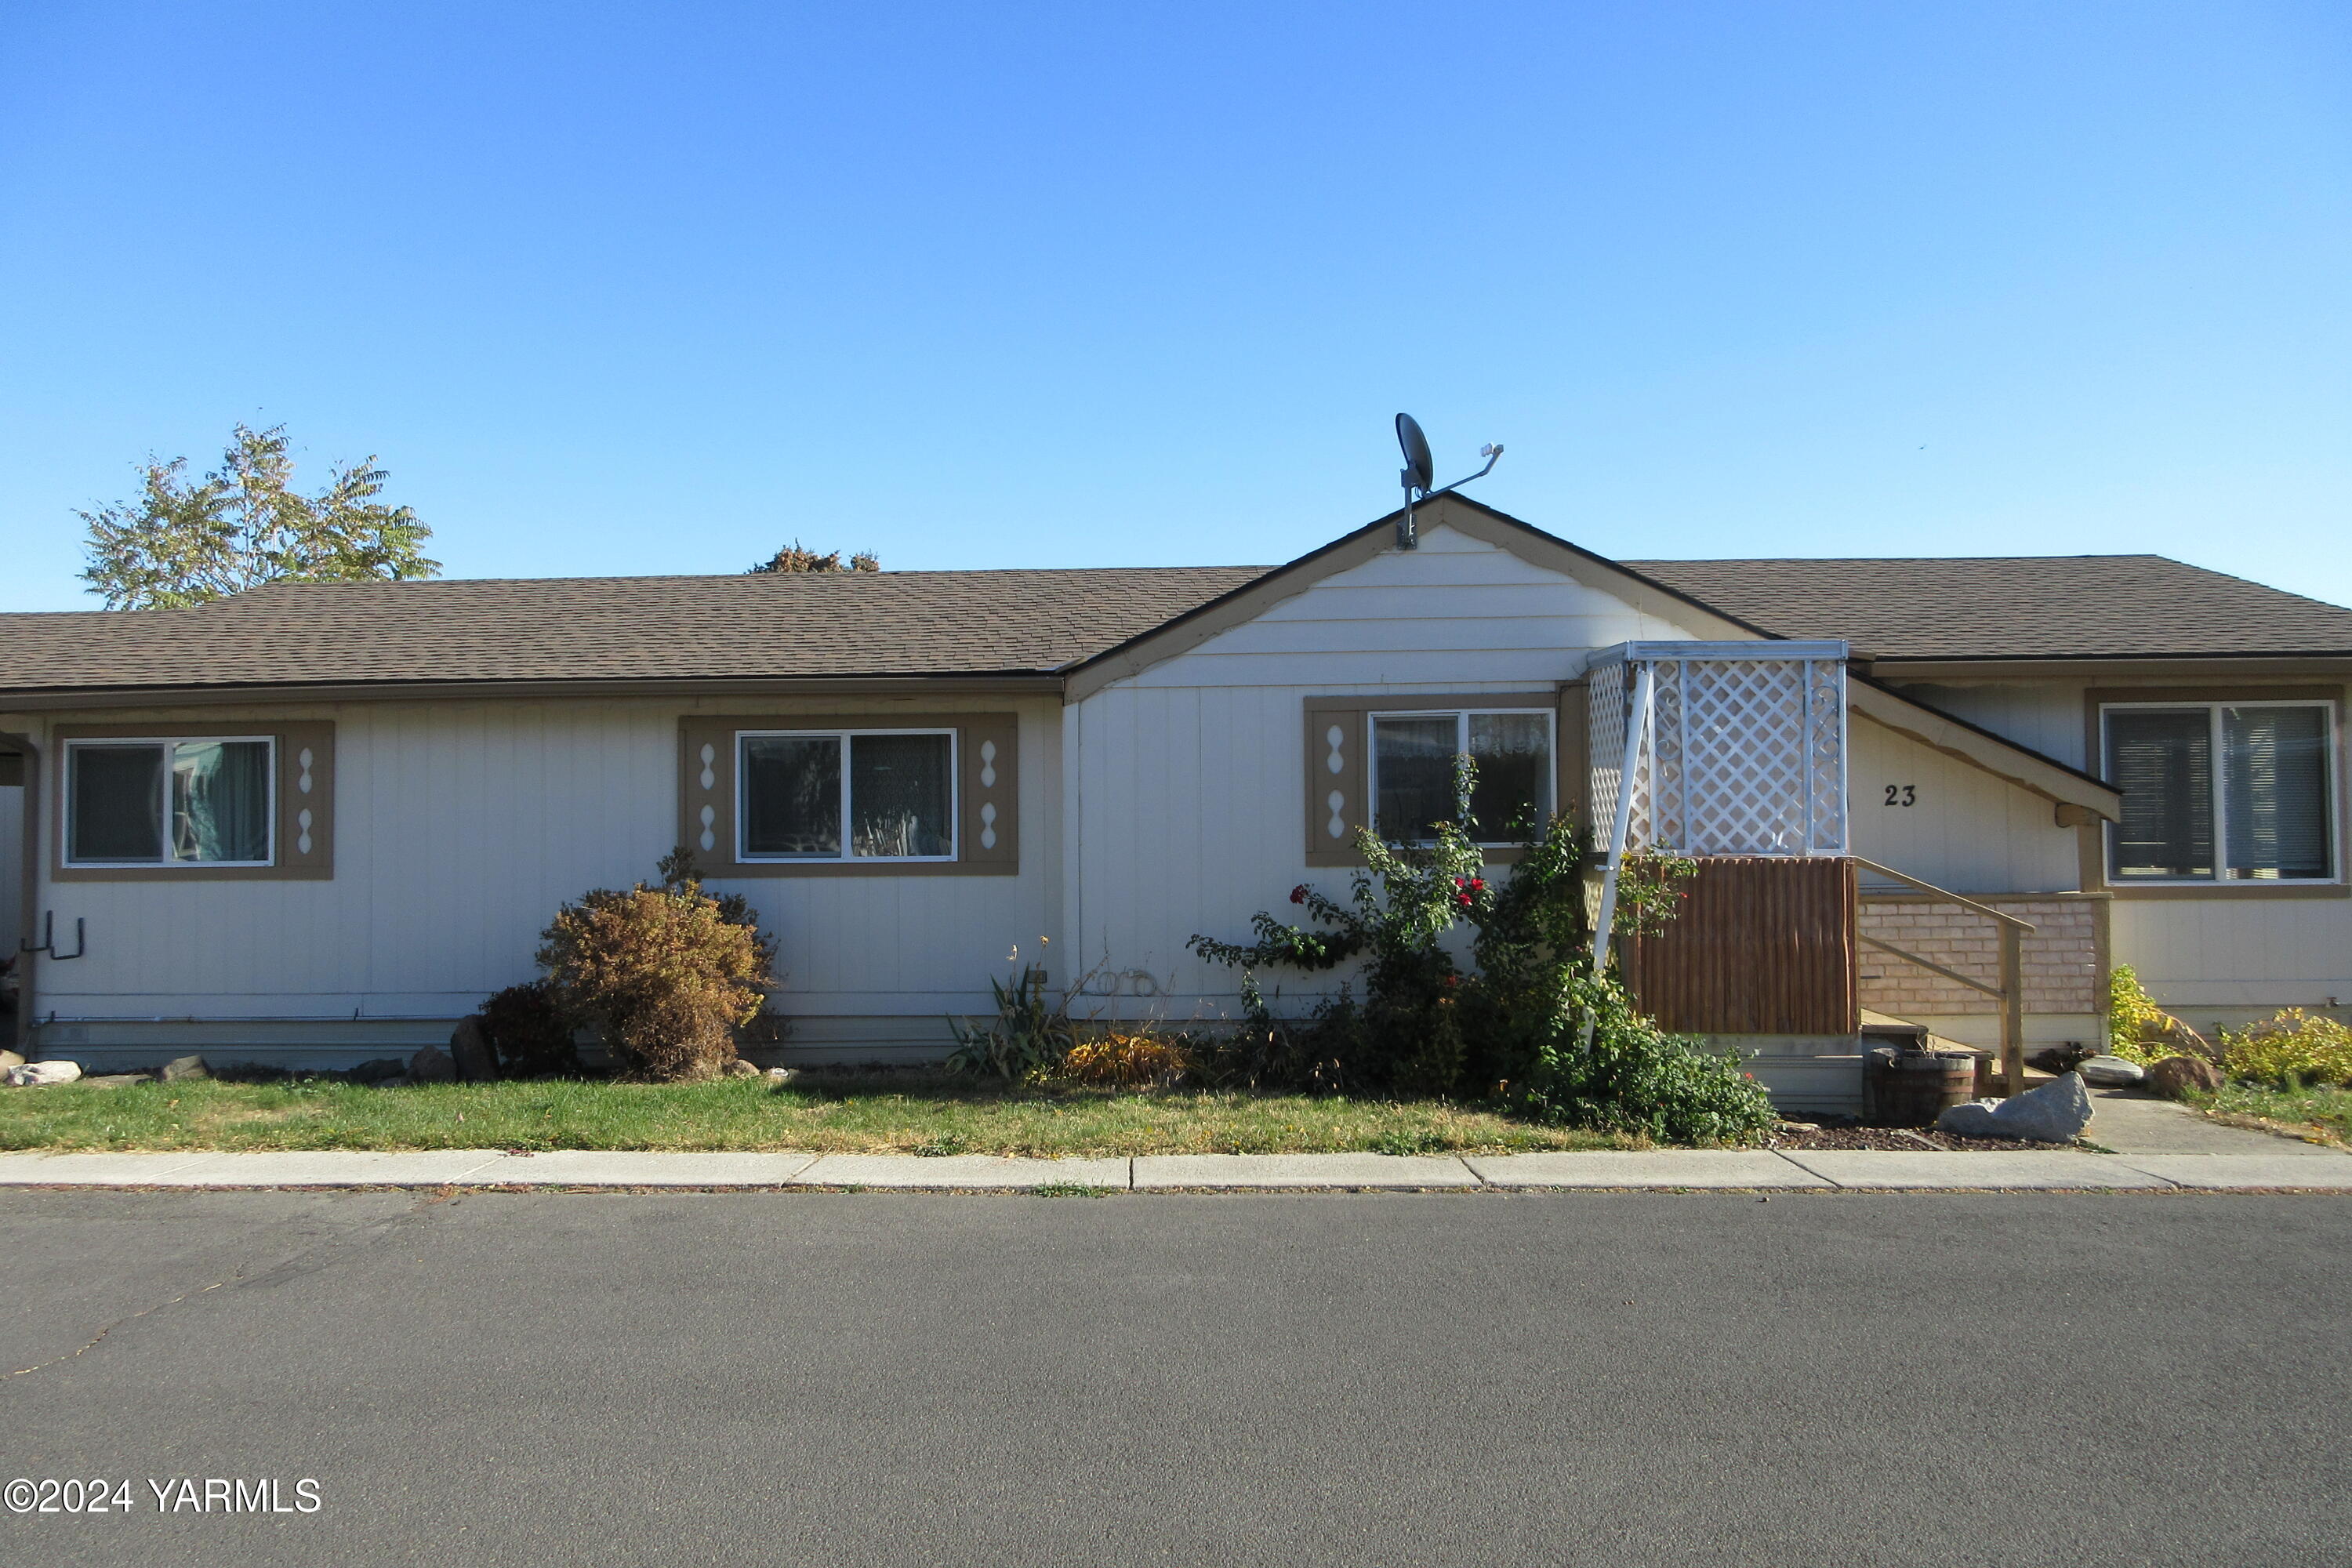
[2086,1085,2332,1154]
[1,1142,2348,1190]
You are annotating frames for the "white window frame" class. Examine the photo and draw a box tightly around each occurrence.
[63,735,278,869]
[735,728,959,863]
[2100,700,2341,885]
[1368,707,1556,848]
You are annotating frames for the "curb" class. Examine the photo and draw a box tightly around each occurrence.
[2,1147,2350,1192]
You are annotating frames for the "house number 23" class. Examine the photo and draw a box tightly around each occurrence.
[1884,785,1917,808]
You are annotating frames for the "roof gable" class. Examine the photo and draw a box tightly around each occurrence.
[1062,492,1771,699]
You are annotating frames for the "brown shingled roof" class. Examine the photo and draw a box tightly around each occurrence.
[5,534,2347,701]
[1622,554,2352,662]
[0,567,1272,695]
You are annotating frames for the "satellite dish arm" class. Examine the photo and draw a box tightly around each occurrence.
[1424,444,1504,499]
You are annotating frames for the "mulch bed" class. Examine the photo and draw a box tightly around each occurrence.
[1767,1118,2068,1152]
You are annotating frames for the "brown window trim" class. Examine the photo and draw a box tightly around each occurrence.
[677,713,1019,877]
[50,721,335,883]
[1303,689,1586,869]
[2081,684,2348,900]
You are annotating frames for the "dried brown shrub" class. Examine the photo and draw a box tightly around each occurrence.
[538,859,775,1082]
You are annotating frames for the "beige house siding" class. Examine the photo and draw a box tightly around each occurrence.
[1064,523,1701,1018]
[1846,713,2081,894]
[9,693,1062,1053]
[1882,675,2352,1029]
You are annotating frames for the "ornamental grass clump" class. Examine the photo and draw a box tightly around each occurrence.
[1055,1031,1196,1088]
[538,851,777,1082]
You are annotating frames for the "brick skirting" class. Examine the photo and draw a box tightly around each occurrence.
[1858,895,2106,1017]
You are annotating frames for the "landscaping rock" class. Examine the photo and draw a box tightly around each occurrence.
[83,1073,152,1088]
[158,1054,210,1082]
[2140,1016,2216,1062]
[408,1044,457,1084]
[721,1058,761,1079]
[5,1059,83,1087]
[2077,1054,2146,1087]
[0,1048,24,1070]
[347,1057,408,1084]
[765,1067,799,1084]
[2147,1054,2225,1099]
[371,1073,412,1088]
[1936,1070,2094,1144]
[448,1016,499,1083]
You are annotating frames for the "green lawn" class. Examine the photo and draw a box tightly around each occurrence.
[2194,1082,2352,1147]
[0,1073,1638,1156]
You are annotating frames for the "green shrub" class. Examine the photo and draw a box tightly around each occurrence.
[2220,1009,2352,1089]
[1513,976,1776,1145]
[477,979,579,1077]
[538,854,775,1082]
[1181,754,1772,1141]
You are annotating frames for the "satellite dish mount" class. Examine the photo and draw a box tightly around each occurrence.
[1393,414,1502,549]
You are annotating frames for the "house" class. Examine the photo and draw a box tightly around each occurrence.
[4,495,2347,1110]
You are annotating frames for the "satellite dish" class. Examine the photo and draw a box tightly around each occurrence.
[1388,412,1504,550]
[1395,413,1435,494]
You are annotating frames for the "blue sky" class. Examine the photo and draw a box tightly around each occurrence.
[2,1,2347,612]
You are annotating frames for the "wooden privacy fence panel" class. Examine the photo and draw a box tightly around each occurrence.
[1624,856,1859,1036]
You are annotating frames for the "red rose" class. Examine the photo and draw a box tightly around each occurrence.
[1468,877,1485,892]
[1289,884,1308,905]
[1455,891,1472,907]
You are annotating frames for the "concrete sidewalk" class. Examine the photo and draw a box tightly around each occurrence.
[1,1144,2349,1190]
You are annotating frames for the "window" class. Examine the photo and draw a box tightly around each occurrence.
[738,729,956,862]
[1370,710,1553,844]
[65,737,275,867]
[2103,702,2336,883]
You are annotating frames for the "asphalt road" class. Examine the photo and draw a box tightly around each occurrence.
[2,1187,2347,1567]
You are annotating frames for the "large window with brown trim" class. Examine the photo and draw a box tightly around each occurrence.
[2102,701,2336,883]
[51,720,335,882]
[677,712,1018,877]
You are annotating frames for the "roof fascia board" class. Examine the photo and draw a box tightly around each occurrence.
[1594,639,1850,663]
[1868,655,2352,681]
[1062,493,1770,703]
[1849,676,2120,818]
[0,674,1065,712]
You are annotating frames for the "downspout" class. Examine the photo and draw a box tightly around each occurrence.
[3,730,38,1056]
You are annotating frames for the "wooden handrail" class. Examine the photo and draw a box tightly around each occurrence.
[1857,933,2002,998]
[1850,856,2036,933]
[1849,856,2032,1099]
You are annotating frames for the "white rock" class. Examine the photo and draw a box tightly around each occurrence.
[1936,1070,2095,1144]
[5,1060,85,1087]
[2077,1055,2145,1087]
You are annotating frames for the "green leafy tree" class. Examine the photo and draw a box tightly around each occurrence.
[78,423,438,609]
[747,540,880,574]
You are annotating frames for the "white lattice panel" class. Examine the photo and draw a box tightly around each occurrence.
[1587,642,1847,858]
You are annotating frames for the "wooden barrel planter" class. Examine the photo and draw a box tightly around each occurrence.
[1863,1047,1979,1127]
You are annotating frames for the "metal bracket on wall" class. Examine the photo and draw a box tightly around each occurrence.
[17,911,85,961]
